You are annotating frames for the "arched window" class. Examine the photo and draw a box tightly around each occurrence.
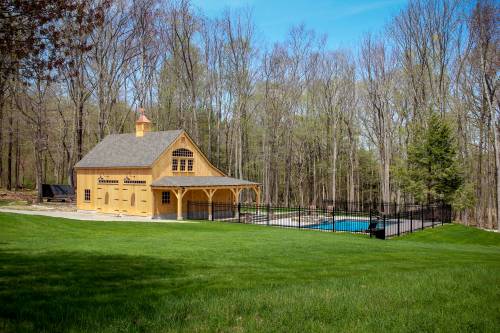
[172,148,193,157]
[104,192,109,205]
[130,193,135,207]
[172,148,194,172]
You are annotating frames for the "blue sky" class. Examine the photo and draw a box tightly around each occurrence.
[191,0,407,49]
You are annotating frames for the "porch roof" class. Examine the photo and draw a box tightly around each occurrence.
[151,176,259,188]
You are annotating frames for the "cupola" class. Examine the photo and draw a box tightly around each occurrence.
[135,107,151,137]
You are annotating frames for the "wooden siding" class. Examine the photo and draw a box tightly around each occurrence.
[76,169,153,217]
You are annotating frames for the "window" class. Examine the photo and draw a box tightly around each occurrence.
[84,189,91,202]
[104,192,109,205]
[98,177,118,185]
[124,177,146,185]
[172,149,193,173]
[161,191,170,204]
[130,193,135,207]
[172,148,193,157]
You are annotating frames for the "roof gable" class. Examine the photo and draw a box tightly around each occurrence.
[75,130,182,168]
[150,131,226,177]
[174,131,226,176]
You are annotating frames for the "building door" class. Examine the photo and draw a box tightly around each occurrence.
[111,186,121,214]
[120,187,130,214]
[96,186,104,213]
[137,188,150,216]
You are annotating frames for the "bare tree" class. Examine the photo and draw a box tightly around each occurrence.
[89,0,139,141]
[360,35,395,205]
[468,0,500,230]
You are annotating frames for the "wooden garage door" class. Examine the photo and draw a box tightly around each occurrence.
[97,186,120,214]
[137,187,150,216]
[119,187,130,214]
[96,186,104,213]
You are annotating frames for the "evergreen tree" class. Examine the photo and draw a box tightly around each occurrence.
[399,114,463,204]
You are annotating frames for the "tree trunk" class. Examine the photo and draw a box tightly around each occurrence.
[35,148,43,203]
[331,137,337,203]
[492,121,500,231]
[34,123,44,203]
[382,128,391,204]
[7,112,13,190]
[77,101,84,161]
[0,89,4,187]
[15,119,20,189]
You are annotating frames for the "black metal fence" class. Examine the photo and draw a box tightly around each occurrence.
[186,201,452,239]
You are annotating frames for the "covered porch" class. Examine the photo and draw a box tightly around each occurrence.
[151,176,260,220]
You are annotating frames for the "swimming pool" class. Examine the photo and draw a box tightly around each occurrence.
[306,219,370,232]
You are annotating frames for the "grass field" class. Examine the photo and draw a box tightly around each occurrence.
[0,212,499,333]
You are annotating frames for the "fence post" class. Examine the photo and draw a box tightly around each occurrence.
[410,210,413,233]
[369,209,372,238]
[332,207,335,232]
[211,201,214,221]
[298,206,301,229]
[431,205,435,228]
[266,203,270,226]
[238,202,241,223]
[421,205,424,230]
[383,215,386,239]
[397,212,400,236]
[442,205,445,226]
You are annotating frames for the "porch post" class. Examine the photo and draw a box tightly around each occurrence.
[231,187,243,219]
[203,188,216,221]
[177,192,183,220]
[254,186,261,205]
[252,186,261,216]
[174,188,187,220]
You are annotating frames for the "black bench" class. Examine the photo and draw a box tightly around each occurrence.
[42,184,75,202]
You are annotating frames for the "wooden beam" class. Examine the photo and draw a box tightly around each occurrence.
[253,186,261,205]
[172,188,188,220]
[230,187,243,204]
[202,188,217,220]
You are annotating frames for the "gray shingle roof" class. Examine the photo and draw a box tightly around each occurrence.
[75,130,183,168]
[152,176,259,187]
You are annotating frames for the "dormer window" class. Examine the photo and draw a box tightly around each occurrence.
[172,148,194,173]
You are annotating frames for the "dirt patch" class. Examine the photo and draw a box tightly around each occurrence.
[0,190,75,211]
[0,190,36,205]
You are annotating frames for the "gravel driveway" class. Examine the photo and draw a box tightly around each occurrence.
[0,208,197,223]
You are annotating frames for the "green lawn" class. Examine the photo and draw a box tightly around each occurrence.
[0,213,499,333]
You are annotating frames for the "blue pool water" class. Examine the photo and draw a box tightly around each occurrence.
[306,219,370,232]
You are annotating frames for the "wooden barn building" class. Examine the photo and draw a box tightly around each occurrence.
[75,110,260,220]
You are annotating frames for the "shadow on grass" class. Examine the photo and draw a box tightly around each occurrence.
[0,250,191,332]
